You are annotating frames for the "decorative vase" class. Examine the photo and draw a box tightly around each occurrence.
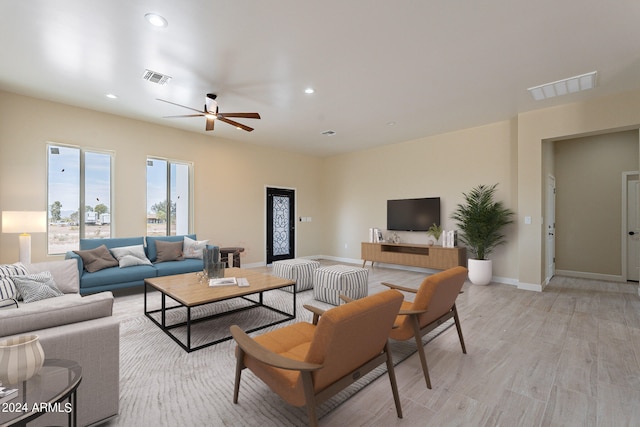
[0,334,45,385]
[468,259,492,285]
[203,246,221,278]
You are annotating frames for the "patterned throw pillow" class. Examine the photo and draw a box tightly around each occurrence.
[0,262,28,300]
[183,236,209,259]
[11,271,64,303]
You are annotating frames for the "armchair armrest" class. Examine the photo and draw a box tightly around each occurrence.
[399,308,428,316]
[339,294,355,304]
[230,325,323,372]
[381,282,418,294]
[303,304,326,325]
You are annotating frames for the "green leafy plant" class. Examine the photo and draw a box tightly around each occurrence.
[450,184,514,260]
[426,223,443,241]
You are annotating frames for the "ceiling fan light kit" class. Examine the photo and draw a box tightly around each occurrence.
[157,93,261,132]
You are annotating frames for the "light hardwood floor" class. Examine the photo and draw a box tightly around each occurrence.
[111,263,640,426]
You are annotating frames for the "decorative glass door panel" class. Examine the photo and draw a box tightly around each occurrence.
[267,188,295,264]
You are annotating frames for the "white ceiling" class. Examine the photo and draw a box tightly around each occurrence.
[2,1,640,157]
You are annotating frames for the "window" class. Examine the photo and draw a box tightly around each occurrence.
[47,144,113,254]
[146,157,192,236]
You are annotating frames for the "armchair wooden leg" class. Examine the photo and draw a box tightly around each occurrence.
[384,341,403,418]
[411,315,432,389]
[452,304,467,354]
[301,371,319,427]
[233,349,245,404]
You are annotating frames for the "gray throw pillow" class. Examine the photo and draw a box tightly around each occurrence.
[73,244,119,273]
[110,245,152,268]
[12,271,64,303]
[155,240,184,263]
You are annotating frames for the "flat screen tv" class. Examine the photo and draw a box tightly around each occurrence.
[387,197,440,231]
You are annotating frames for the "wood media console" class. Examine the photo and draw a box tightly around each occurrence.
[361,242,466,270]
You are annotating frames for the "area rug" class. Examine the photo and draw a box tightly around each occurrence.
[110,288,453,426]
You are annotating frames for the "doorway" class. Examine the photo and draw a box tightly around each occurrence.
[266,187,295,264]
[545,175,556,284]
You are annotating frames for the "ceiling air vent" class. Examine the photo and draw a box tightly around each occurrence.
[142,69,172,86]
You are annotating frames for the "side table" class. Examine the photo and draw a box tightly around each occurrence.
[0,359,82,427]
[220,247,245,268]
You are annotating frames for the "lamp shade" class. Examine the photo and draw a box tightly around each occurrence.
[2,211,47,233]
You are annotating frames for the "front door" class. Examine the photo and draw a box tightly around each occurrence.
[266,187,295,264]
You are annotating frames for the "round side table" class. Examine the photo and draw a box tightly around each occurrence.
[0,359,82,427]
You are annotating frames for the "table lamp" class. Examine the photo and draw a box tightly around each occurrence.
[2,211,47,264]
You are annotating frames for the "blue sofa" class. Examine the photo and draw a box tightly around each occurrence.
[65,235,206,295]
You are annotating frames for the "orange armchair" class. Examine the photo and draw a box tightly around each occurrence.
[383,266,468,389]
[230,289,404,427]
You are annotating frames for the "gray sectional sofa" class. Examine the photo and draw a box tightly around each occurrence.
[65,234,207,295]
[0,259,120,427]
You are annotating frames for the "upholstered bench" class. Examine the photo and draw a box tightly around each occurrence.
[313,265,368,305]
[273,259,320,292]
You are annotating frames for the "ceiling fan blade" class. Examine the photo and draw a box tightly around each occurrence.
[156,98,206,115]
[206,116,215,131]
[218,117,254,132]
[162,114,205,118]
[218,112,261,119]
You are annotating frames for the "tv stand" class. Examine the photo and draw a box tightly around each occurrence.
[361,242,466,270]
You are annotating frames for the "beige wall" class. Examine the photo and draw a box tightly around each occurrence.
[553,130,639,277]
[518,90,640,287]
[3,87,640,287]
[0,91,324,264]
[322,119,519,280]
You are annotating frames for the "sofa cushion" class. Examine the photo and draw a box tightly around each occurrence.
[79,264,157,289]
[0,292,114,337]
[0,262,28,300]
[155,240,184,263]
[110,244,152,268]
[12,272,64,303]
[146,234,196,262]
[154,259,204,276]
[74,245,119,273]
[26,259,79,294]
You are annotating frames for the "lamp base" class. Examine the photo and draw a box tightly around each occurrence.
[18,233,31,264]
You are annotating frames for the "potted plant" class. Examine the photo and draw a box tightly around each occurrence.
[426,223,443,246]
[450,184,514,285]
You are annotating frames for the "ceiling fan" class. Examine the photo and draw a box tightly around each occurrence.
[157,93,260,132]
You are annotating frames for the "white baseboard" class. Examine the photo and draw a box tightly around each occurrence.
[555,269,625,283]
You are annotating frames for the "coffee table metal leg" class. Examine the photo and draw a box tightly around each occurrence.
[161,292,166,328]
[187,306,192,351]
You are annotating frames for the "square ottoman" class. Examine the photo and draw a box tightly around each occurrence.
[313,265,368,305]
[272,259,320,292]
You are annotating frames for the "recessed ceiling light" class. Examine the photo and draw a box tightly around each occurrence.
[527,71,597,101]
[304,88,315,94]
[145,13,168,28]
[105,93,118,99]
[386,121,396,126]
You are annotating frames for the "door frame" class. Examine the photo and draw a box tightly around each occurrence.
[265,186,297,265]
[622,171,639,281]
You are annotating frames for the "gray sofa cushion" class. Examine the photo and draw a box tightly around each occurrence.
[0,292,114,337]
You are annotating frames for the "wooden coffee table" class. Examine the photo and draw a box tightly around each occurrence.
[144,267,296,352]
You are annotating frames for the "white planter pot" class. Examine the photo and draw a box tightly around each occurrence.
[468,259,492,285]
